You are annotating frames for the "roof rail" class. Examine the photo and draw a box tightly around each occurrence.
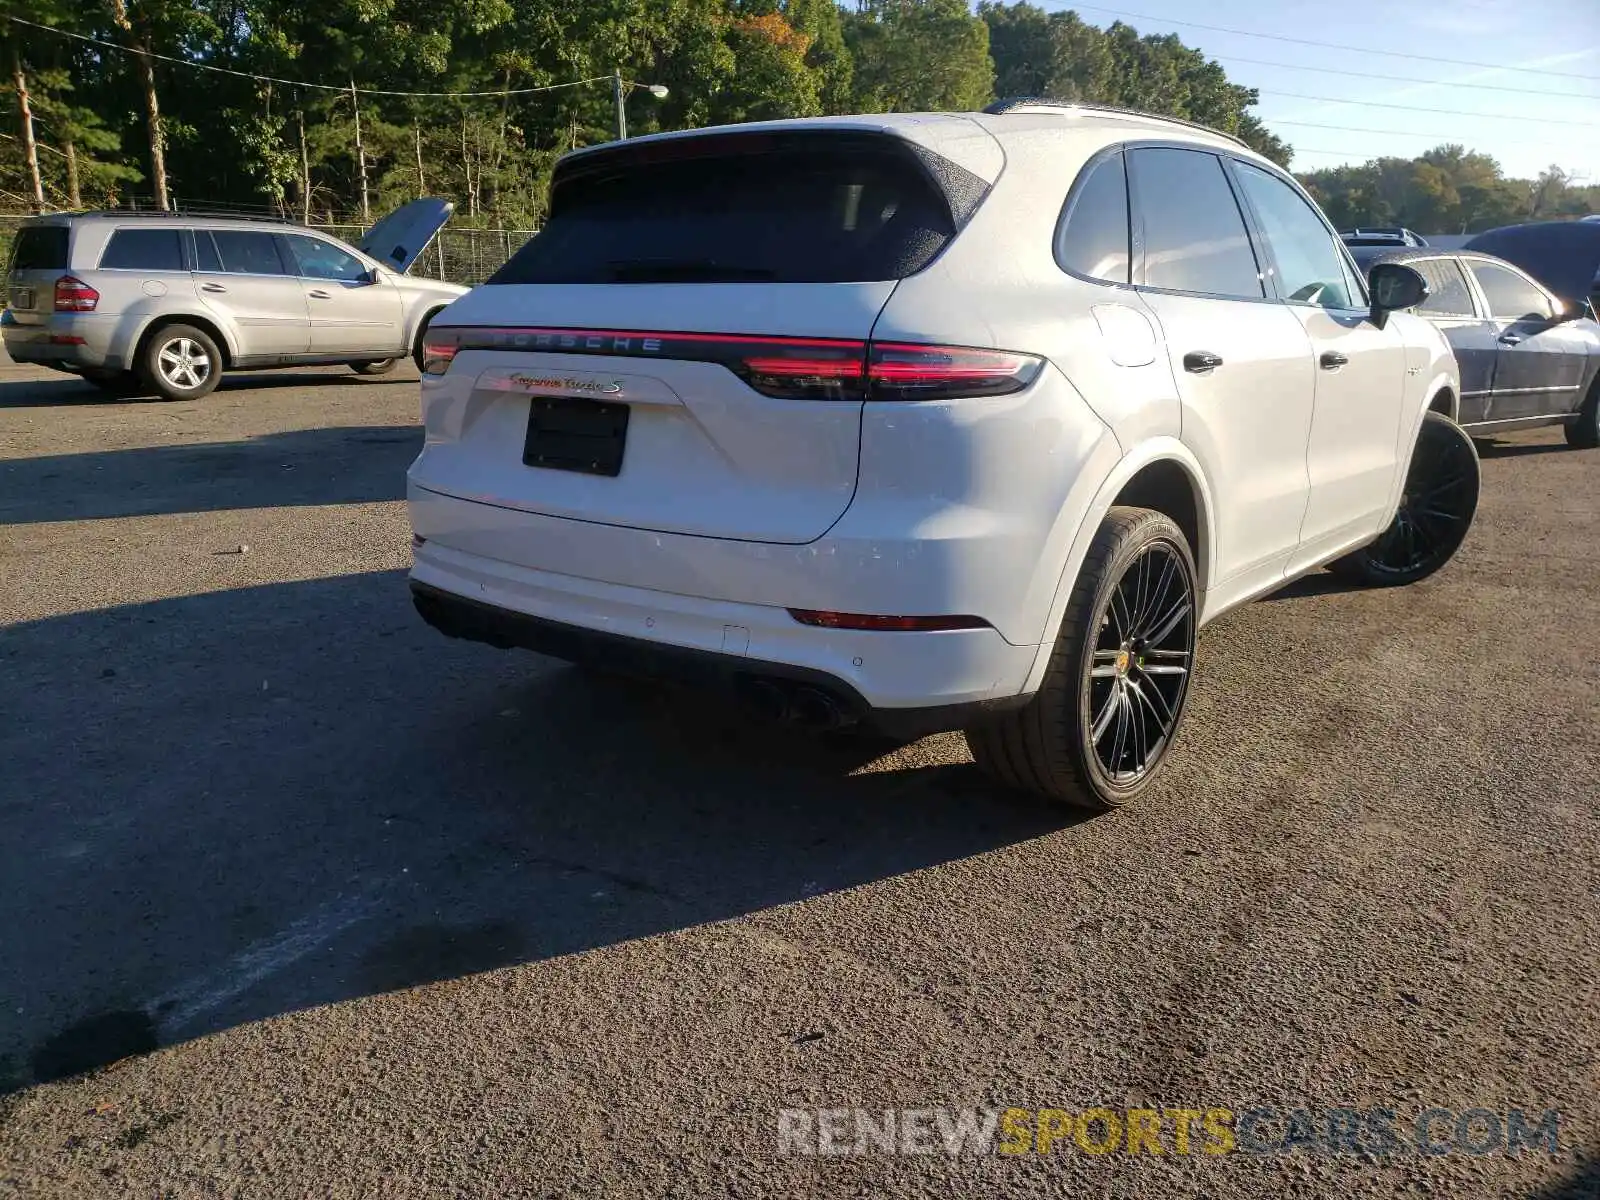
[65,207,293,224]
[981,97,1250,150]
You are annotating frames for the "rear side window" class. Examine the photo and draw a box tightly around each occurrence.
[100,228,186,271]
[208,230,289,276]
[490,140,965,285]
[9,225,69,271]
[1413,258,1477,318]
[1056,152,1130,284]
[1128,147,1263,299]
[1469,262,1554,322]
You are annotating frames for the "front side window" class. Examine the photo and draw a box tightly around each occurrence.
[1232,161,1357,310]
[1469,262,1555,322]
[208,230,289,276]
[1127,147,1263,299]
[1413,258,1477,318]
[284,234,370,282]
[1056,151,1130,284]
[100,228,186,271]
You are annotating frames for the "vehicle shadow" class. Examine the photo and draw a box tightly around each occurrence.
[1526,1157,1600,1200]
[0,368,413,411]
[1472,437,1574,459]
[0,424,421,523]
[1259,570,1356,603]
[0,569,1075,1093]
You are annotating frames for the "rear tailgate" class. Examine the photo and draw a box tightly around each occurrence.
[5,222,71,327]
[411,125,997,546]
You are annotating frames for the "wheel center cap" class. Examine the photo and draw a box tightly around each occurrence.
[1114,648,1132,676]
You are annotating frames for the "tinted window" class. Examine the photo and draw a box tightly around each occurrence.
[1233,162,1356,309]
[491,143,958,285]
[100,228,186,271]
[1056,152,1130,284]
[284,233,369,282]
[1413,258,1476,318]
[1128,148,1262,298]
[1469,262,1554,321]
[210,230,288,276]
[194,230,223,273]
[9,225,69,270]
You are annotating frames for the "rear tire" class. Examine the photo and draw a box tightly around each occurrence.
[350,359,398,376]
[413,309,443,372]
[139,324,222,401]
[1328,411,1479,587]
[965,507,1198,811]
[1566,378,1600,449]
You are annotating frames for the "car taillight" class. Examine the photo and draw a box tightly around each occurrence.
[735,339,867,401]
[54,275,98,312]
[420,340,457,375]
[421,327,1044,401]
[867,343,1043,401]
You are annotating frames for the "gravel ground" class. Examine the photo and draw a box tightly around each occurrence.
[0,352,1596,1199]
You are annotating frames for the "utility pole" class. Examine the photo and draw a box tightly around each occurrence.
[351,79,370,224]
[12,48,45,212]
[612,67,627,141]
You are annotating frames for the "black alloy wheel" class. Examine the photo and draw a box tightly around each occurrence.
[1083,539,1196,786]
[1330,411,1480,587]
[966,507,1197,811]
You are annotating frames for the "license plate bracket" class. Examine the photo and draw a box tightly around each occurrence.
[522,395,629,477]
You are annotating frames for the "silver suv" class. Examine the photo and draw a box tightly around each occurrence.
[3,200,466,400]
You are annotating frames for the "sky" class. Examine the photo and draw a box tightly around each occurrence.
[1038,0,1600,183]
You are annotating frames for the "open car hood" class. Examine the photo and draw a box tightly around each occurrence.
[357,197,454,274]
[1464,221,1600,310]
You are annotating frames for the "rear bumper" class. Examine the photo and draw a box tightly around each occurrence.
[1,313,119,369]
[408,537,1039,736]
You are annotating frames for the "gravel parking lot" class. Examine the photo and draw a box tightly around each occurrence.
[1,351,1596,1198]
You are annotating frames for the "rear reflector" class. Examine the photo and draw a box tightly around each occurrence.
[425,326,1042,402]
[788,609,991,632]
[49,334,86,345]
[54,275,98,312]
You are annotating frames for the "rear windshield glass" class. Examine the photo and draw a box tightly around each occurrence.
[10,225,69,271]
[489,143,958,285]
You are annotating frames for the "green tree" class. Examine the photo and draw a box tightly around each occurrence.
[844,0,994,113]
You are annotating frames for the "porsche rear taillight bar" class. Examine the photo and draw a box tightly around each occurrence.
[420,327,1044,402]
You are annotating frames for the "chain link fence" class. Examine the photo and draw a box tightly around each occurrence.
[0,209,534,288]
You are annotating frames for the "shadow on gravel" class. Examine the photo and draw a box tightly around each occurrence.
[0,569,1074,1092]
[0,369,409,410]
[1527,1157,1600,1200]
[1472,437,1575,460]
[1260,572,1358,603]
[0,424,421,523]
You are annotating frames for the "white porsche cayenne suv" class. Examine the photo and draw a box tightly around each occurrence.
[406,100,1478,810]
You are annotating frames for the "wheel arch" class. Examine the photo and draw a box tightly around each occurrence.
[1021,439,1217,696]
[132,312,235,371]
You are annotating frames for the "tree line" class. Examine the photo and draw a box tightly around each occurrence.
[1,0,1591,233]
[1,0,1294,226]
[1301,148,1600,235]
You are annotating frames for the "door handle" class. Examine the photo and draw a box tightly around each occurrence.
[1498,332,1523,345]
[200,282,227,294]
[307,288,332,300]
[1319,350,1349,370]
[1183,350,1223,374]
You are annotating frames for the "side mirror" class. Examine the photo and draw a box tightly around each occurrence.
[1368,263,1429,329]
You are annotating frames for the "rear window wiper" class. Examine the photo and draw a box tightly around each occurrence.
[604,258,776,283]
